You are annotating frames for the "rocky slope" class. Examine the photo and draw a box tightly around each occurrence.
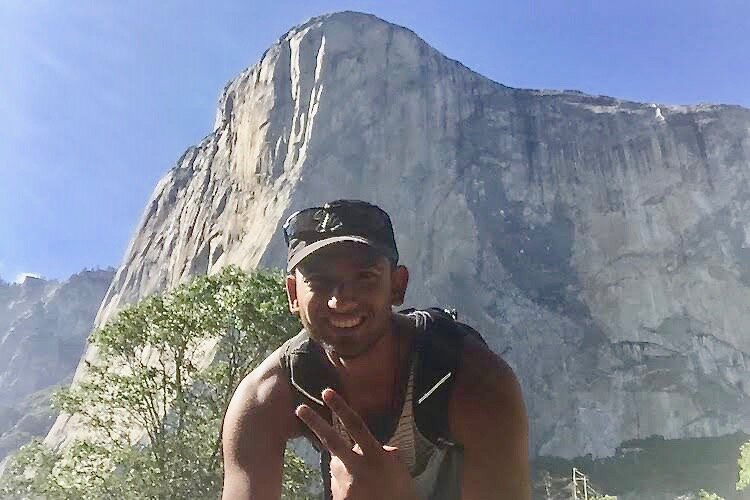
[47,12,750,461]
[0,270,113,462]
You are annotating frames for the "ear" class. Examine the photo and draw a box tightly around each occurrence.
[390,265,409,306]
[286,273,300,314]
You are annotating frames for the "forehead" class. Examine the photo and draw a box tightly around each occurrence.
[296,242,384,275]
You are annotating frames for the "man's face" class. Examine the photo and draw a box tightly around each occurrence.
[286,242,408,359]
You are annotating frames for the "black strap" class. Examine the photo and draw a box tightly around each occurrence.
[280,331,337,452]
[280,333,338,498]
[406,308,486,446]
[321,450,332,499]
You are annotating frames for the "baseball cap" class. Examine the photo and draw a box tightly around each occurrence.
[282,200,399,272]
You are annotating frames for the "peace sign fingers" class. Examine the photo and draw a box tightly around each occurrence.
[295,403,357,462]
[297,390,419,500]
[321,388,383,457]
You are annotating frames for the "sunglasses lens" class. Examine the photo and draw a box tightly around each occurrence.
[284,203,388,243]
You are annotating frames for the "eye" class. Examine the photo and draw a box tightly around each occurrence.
[357,270,379,281]
[303,275,332,290]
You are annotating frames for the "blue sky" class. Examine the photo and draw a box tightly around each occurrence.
[1,0,748,283]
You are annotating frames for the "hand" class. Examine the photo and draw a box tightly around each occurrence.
[296,388,418,500]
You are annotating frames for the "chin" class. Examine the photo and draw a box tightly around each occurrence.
[329,341,377,360]
[322,330,369,357]
[303,311,391,357]
[324,324,385,359]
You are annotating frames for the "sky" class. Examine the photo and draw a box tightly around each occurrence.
[1,0,748,283]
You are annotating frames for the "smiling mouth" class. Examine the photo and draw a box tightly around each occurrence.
[328,315,365,329]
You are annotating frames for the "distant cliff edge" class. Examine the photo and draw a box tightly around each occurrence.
[0,269,113,464]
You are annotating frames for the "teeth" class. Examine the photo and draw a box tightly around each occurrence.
[329,316,364,329]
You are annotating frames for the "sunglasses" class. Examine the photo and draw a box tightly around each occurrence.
[282,201,392,246]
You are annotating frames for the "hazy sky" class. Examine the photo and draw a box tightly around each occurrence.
[1,0,748,282]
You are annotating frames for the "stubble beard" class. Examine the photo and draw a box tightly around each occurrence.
[304,312,393,360]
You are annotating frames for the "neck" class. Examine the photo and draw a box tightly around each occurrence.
[326,313,415,418]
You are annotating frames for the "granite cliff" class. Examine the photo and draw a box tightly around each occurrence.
[0,270,113,463]
[46,12,750,461]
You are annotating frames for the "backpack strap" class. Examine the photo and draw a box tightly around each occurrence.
[404,307,486,447]
[280,330,341,499]
[279,331,339,438]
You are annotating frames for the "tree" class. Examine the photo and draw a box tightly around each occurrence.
[738,440,750,492]
[0,266,315,499]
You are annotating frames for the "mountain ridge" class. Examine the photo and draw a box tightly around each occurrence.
[45,11,750,460]
[0,268,113,465]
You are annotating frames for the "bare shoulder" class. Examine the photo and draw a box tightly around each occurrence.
[223,343,302,452]
[452,335,523,408]
[221,343,302,499]
[449,333,531,499]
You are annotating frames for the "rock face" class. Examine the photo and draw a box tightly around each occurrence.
[46,12,750,459]
[0,270,113,462]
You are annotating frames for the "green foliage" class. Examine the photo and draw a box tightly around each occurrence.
[282,449,318,500]
[0,266,315,499]
[534,433,748,499]
[697,489,725,500]
[738,440,750,491]
[0,439,58,498]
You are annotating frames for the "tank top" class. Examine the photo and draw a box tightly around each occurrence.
[331,360,454,499]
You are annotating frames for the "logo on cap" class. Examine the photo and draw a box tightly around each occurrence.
[313,208,343,233]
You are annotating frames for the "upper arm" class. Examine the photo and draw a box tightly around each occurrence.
[221,348,301,500]
[450,336,531,500]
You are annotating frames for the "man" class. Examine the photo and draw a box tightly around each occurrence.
[222,200,530,499]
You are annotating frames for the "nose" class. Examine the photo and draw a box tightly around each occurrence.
[327,282,358,311]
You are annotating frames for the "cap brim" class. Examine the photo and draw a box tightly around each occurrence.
[287,236,374,271]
